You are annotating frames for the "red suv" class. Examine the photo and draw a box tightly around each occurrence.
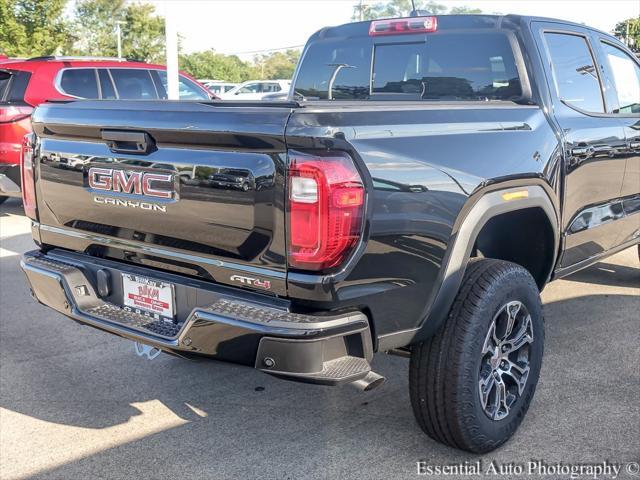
[0,56,212,203]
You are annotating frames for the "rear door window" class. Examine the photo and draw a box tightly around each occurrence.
[109,69,158,99]
[372,33,522,100]
[543,33,604,113]
[60,69,99,98]
[600,42,640,114]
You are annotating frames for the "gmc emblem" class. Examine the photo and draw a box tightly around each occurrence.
[88,167,174,199]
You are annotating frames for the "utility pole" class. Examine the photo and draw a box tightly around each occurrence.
[115,20,125,59]
[164,3,179,100]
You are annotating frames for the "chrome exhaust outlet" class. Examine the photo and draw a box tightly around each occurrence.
[351,371,385,391]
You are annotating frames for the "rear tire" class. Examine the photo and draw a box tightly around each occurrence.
[409,259,544,453]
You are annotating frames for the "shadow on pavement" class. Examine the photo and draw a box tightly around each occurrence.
[564,260,639,289]
[0,198,24,218]
[1,209,638,479]
[1,261,638,478]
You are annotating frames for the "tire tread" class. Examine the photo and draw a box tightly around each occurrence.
[410,258,542,453]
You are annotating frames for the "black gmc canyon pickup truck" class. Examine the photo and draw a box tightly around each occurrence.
[19,15,639,453]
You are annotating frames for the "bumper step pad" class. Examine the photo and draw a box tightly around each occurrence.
[315,356,371,381]
[85,304,182,339]
[21,250,375,386]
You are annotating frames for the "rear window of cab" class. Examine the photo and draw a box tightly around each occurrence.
[294,31,523,101]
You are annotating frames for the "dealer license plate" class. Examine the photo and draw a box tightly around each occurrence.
[122,274,175,319]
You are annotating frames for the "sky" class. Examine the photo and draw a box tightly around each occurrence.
[145,0,640,58]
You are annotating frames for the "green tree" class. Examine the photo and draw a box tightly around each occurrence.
[353,1,445,21]
[253,49,300,80]
[0,0,26,56]
[120,3,164,62]
[71,0,165,62]
[352,0,480,21]
[614,18,640,52]
[72,0,124,57]
[179,50,253,83]
[449,5,482,14]
[180,49,300,82]
[0,0,68,57]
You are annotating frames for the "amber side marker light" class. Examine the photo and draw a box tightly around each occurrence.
[501,190,530,201]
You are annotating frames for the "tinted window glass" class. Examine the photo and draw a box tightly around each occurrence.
[544,33,604,112]
[7,71,30,102]
[110,69,157,99]
[294,38,371,100]
[60,69,99,98]
[372,33,521,100]
[0,71,10,100]
[156,71,209,100]
[2,70,31,102]
[98,69,116,99]
[600,42,640,114]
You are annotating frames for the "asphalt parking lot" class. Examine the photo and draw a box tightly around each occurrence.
[0,197,638,480]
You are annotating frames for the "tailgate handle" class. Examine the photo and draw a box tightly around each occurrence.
[101,130,154,155]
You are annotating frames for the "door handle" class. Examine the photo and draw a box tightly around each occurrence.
[101,130,155,155]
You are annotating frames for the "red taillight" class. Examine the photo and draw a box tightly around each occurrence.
[369,16,437,36]
[0,105,33,124]
[21,133,37,220]
[288,151,364,271]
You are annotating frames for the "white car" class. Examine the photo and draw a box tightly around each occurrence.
[219,80,291,100]
[200,81,238,96]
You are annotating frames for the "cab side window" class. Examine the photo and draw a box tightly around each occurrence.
[544,33,604,113]
[600,42,640,114]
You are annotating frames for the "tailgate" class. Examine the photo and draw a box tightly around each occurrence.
[30,100,293,295]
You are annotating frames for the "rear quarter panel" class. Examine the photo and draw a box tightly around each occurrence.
[286,103,561,337]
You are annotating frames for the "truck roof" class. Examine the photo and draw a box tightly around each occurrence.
[313,14,621,45]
